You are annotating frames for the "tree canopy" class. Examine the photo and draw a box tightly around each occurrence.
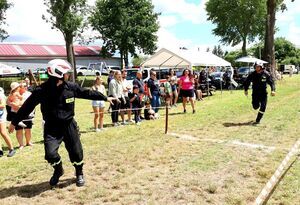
[0,0,12,41]
[206,0,266,56]
[43,0,88,80]
[90,0,159,67]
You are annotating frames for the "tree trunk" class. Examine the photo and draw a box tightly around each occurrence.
[263,0,276,79]
[120,50,124,70]
[242,37,247,56]
[65,34,76,82]
[124,51,129,68]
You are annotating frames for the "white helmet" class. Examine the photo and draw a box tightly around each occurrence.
[47,59,72,78]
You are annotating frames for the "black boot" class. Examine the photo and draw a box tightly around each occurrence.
[255,112,264,124]
[50,162,64,186]
[75,165,85,187]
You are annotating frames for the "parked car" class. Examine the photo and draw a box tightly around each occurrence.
[234,67,254,85]
[76,63,121,76]
[209,71,225,89]
[0,63,22,77]
[126,67,170,84]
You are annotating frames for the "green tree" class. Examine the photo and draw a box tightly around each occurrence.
[90,0,159,68]
[43,0,88,80]
[0,0,12,41]
[274,37,297,63]
[212,45,224,58]
[206,0,266,56]
[132,55,148,66]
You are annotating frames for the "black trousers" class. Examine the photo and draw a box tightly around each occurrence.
[44,119,83,170]
[252,93,267,122]
[133,109,140,123]
[111,99,121,123]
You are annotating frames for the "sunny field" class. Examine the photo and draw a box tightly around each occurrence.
[0,75,299,205]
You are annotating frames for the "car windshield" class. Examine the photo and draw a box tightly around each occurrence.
[126,70,138,80]
[238,67,252,74]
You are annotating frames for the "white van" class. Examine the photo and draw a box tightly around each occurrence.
[0,63,22,77]
[280,65,297,74]
[126,67,171,84]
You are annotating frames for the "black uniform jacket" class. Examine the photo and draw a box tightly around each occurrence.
[12,79,107,126]
[244,70,276,95]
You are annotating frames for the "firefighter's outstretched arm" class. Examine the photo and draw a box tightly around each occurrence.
[73,83,115,104]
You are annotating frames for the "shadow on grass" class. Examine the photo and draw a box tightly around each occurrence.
[223,120,254,127]
[0,178,74,199]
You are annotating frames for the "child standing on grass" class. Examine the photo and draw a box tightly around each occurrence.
[129,85,141,125]
[0,87,16,157]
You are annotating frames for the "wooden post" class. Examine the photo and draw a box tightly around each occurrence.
[165,104,169,134]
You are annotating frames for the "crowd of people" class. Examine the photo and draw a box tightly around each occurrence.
[0,77,34,157]
[90,68,207,131]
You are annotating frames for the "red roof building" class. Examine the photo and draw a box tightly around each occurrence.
[0,44,104,59]
[0,44,120,69]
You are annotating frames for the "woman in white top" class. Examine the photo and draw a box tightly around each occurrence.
[91,76,106,131]
[0,87,16,157]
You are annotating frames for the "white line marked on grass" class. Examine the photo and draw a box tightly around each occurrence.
[168,132,276,152]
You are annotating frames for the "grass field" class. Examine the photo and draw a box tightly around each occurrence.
[0,75,299,205]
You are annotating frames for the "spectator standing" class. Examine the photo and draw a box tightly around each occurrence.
[133,71,145,118]
[0,87,16,157]
[91,76,106,131]
[147,71,161,113]
[129,85,141,125]
[169,69,178,106]
[7,82,34,149]
[108,70,125,126]
[164,75,173,106]
[120,70,132,124]
[178,69,196,113]
[107,70,115,88]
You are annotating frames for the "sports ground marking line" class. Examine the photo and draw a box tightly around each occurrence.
[168,132,276,152]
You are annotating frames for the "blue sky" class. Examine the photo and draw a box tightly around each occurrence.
[4,0,300,53]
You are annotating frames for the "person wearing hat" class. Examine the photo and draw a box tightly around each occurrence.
[129,85,142,125]
[8,59,115,187]
[0,87,16,157]
[244,61,276,124]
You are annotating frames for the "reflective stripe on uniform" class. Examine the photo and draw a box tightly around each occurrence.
[50,159,62,167]
[72,161,84,166]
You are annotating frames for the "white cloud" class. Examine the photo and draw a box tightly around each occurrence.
[157,27,192,51]
[153,0,208,24]
[276,0,300,46]
[159,15,179,28]
[5,0,64,44]
[287,23,300,46]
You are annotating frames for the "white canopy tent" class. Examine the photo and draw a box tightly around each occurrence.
[235,56,268,64]
[141,48,232,68]
[141,48,191,68]
[179,50,232,67]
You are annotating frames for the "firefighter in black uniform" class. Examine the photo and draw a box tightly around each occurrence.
[8,59,114,187]
[244,61,276,124]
